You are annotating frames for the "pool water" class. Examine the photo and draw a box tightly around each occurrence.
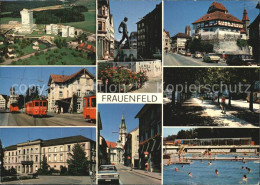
[163,160,259,184]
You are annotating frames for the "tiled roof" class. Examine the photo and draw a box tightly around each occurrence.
[49,68,95,84]
[42,135,93,147]
[172,32,191,39]
[208,2,228,13]
[193,11,243,24]
[106,141,117,148]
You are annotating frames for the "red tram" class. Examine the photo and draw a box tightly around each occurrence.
[10,103,19,113]
[83,95,96,122]
[25,100,47,117]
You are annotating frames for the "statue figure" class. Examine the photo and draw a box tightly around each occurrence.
[118,17,130,49]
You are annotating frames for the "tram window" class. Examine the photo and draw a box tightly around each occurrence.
[87,98,90,107]
[40,102,42,106]
[43,102,47,106]
[92,98,96,107]
[35,102,39,106]
[83,99,86,107]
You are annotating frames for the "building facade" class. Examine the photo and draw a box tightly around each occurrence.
[106,141,124,164]
[124,127,139,168]
[137,3,162,59]
[135,104,162,172]
[97,0,115,60]
[19,9,35,34]
[129,32,137,49]
[0,95,8,110]
[47,68,95,113]
[163,30,172,53]
[248,3,260,62]
[3,135,96,174]
[171,33,191,52]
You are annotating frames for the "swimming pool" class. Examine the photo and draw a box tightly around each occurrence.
[163,160,259,184]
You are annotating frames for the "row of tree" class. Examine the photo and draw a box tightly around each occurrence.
[164,68,259,111]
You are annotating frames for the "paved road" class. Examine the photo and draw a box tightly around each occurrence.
[116,164,161,184]
[1,46,57,65]
[3,175,92,184]
[164,53,227,66]
[0,112,95,126]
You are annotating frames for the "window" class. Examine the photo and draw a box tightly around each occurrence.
[77,89,81,97]
[35,102,39,106]
[40,102,42,106]
[54,147,57,152]
[54,154,57,162]
[91,98,96,107]
[77,102,81,110]
[31,148,33,154]
[68,145,71,152]
[60,154,63,161]
[59,91,63,98]
[48,148,51,153]
[35,155,38,162]
[43,102,47,106]
[48,155,51,162]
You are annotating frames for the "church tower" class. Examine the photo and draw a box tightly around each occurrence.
[242,8,250,36]
[118,113,127,146]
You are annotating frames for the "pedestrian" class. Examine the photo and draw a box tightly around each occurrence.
[201,96,204,103]
[145,162,149,172]
[220,95,226,114]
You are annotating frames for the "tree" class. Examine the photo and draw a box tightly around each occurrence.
[67,143,90,176]
[37,155,50,175]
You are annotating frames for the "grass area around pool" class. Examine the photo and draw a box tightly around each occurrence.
[63,11,95,33]
[11,47,95,65]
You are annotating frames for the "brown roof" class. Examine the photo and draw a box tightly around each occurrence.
[172,32,191,39]
[208,2,228,13]
[242,8,249,21]
[193,11,243,24]
[164,29,170,37]
[48,68,95,85]
[42,135,93,147]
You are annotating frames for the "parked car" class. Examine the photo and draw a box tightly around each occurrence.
[185,51,191,56]
[203,53,220,63]
[194,51,202,58]
[226,54,257,66]
[178,50,186,55]
[97,165,119,184]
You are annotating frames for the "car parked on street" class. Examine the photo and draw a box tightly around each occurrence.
[194,51,202,58]
[178,50,186,55]
[185,51,191,56]
[97,165,120,184]
[203,53,220,63]
[226,54,257,66]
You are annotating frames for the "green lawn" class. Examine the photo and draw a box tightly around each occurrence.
[9,43,47,56]
[0,17,21,24]
[63,11,95,33]
[12,47,95,65]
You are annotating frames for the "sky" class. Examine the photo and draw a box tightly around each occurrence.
[0,67,96,96]
[0,127,96,148]
[99,104,144,142]
[164,0,259,37]
[163,127,191,137]
[111,0,161,41]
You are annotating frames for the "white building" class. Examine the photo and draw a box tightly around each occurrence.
[18,9,36,34]
[3,135,96,174]
[0,95,8,110]
[69,27,75,38]
[47,68,95,113]
[171,33,191,52]
[62,26,69,37]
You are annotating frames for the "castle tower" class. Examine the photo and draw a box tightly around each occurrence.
[185,26,191,36]
[242,8,250,36]
[19,9,35,34]
[118,113,127,146]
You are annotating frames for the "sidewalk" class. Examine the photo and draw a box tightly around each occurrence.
[119,164,161,181]
[194,98,257,127]
[130,77,162,93]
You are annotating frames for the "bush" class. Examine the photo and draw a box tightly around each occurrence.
[99,67,149,92]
